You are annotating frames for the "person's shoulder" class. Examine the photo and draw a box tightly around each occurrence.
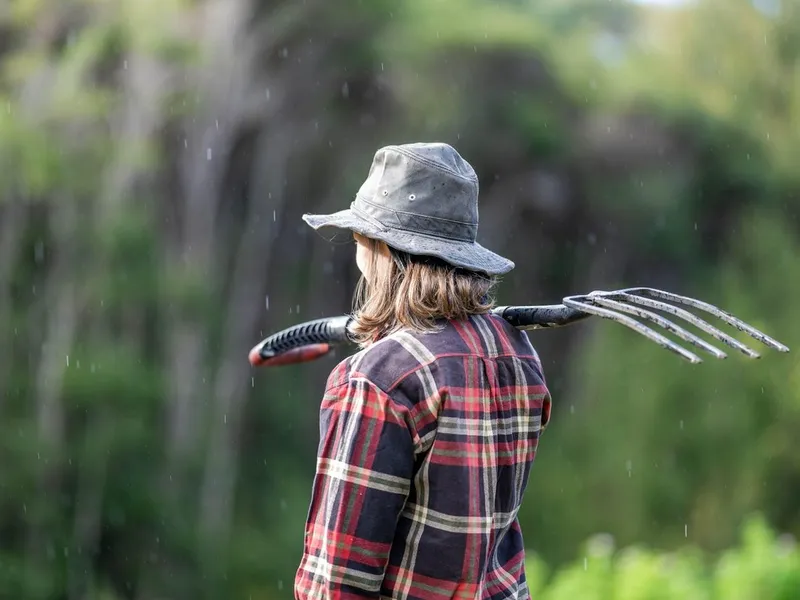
[324,314,547,391]
[340,330,444,392]
[319,334,411,393]
[322,324,458,391]
[469,313,549,381]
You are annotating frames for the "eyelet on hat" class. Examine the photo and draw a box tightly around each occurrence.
[382,190,389,196]
[408,194,416,200]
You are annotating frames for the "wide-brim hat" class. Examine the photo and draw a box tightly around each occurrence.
[302,142,514,276]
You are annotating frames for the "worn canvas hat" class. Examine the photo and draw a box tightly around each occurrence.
[302,142,514,276]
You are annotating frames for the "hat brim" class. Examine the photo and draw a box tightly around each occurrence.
[302,209,514,276]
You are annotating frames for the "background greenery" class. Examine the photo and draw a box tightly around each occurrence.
[0,0,798,598]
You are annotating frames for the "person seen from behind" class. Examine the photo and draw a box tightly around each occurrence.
[294,142,552,600]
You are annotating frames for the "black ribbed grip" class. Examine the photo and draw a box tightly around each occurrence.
[257,315,352,359]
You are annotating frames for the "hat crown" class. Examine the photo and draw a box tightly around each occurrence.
[354,143,479,243]
[301,141,515,275]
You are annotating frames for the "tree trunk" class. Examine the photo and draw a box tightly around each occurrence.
[0,201,28,415]
[25,199,77,593]
[198,130,290,556]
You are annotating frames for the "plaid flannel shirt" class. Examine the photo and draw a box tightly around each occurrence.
[295,313,551,600]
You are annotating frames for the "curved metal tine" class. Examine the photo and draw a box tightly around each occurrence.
[599,291,759,358]
[587,293,728,359]
[621,287,790,353]
[563,296,703,363]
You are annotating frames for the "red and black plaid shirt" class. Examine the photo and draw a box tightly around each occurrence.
[295,313,552,600]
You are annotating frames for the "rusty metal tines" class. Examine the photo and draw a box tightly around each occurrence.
[562,287,790,364]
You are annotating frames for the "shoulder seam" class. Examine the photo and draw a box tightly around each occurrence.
[324,368,395,399]
[386,352,542,392]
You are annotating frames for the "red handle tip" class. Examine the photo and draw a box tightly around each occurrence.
[249,343,332,367]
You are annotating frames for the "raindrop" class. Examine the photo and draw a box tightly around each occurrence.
[207,148,213,160]
[123,60,128,70]
[341,82,350,98]
[266,88,271,101]
[684,524,688,538]
[184,139,188,148]
[251,377,255,388]
[273,210,276,222]
[570,405,575,414]
[65,355,70,367]
[265,295,270,310]
[223,414,227,424]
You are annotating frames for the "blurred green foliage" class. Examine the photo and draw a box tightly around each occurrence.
[526,515,800,600]
[1,0,799,597]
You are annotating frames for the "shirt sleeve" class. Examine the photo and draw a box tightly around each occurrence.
[294,373,416,600]
[524,334,552,431]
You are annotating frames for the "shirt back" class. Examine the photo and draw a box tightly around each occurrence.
[295,313,552,600]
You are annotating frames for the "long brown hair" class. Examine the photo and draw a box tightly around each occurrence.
[349,233,498,347]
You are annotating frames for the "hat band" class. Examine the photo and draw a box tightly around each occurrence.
[352,195,477,243]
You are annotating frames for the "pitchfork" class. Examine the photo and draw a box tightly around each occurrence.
[248,287,790,368]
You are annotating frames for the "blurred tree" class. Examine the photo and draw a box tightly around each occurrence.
[0,0,798,597]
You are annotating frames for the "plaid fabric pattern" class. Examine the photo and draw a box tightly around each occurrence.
[295,313,552,600]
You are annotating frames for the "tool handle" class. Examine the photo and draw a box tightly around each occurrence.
[494,304,590,329]
[248,306,590,368]
[248,315,352,367]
